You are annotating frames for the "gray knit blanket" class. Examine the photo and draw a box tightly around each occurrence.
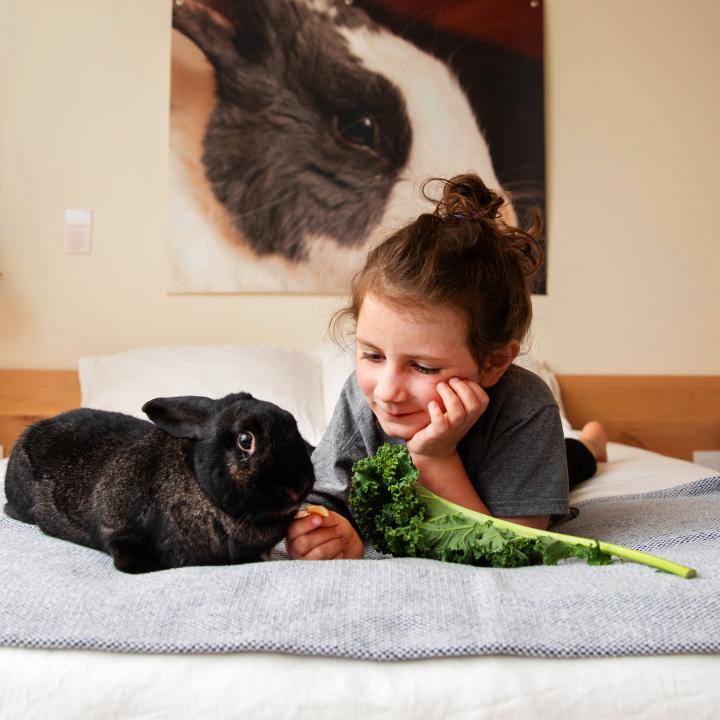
[1,463,718,660]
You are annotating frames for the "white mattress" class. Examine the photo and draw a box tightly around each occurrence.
[1,446,718,719]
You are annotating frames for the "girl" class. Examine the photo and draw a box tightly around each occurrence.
[286,174,607,560]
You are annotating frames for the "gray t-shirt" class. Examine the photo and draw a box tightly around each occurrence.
[309,364,569,519]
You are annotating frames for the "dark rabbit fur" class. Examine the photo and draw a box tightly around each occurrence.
[4,393,314,574]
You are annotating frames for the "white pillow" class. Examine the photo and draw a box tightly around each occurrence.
[513,352,571,430]
[315,342,356,429]
[316,342,571,433]
[79,345,326,446]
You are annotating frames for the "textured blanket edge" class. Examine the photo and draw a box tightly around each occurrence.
[2,635,720,661]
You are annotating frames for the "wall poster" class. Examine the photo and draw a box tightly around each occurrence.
[169,0,546,293]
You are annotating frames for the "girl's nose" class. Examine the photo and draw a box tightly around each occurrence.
[375,369,407,403]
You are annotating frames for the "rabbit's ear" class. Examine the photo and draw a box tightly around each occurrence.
[173,0,275,72]
[142,396,216,439]
[228,0,277,63]
[172,1,237,74]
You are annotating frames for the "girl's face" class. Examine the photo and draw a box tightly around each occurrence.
[355,293,481,440]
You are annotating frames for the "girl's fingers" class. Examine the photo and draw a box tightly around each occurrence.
[427,399,447,430]
[449,377,488,417]
[411,378,491,456]
[285,515,320,542]
[302,535,345,560]
[286,512,338,542]
[289,527,342,557]
[436,381,465,425]
[467,379,490,406]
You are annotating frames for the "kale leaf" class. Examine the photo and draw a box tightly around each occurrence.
[349,443,696,577]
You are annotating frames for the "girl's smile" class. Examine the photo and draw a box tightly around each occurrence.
[355,293,481,440]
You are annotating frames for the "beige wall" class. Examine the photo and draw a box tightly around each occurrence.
[0,0,718,372]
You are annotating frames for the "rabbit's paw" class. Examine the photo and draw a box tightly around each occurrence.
[104,530,164,574]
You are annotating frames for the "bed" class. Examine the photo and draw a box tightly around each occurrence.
[1,344,719,719]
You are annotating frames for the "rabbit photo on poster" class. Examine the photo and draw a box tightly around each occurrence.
[169,0,513,291]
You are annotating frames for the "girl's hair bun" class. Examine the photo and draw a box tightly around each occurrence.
[421,173,543,280]
[427,173,504,222]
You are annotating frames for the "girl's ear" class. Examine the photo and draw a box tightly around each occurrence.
[479,340,520,387]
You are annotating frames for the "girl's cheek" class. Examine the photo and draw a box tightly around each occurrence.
[355,365,374,398]
[421,379,446,413]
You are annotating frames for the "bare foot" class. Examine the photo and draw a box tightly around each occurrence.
[580,421,608,463]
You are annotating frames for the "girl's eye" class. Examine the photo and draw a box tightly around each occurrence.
[360,351,383,362]
[414,364,440,375]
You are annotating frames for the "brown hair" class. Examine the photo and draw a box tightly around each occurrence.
[330,173,544,366]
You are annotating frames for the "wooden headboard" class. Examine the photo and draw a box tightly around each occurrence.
[0,370,719,462]
[0,371,81,457]
[558,375,720,462]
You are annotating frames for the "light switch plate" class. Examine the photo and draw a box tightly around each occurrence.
[64,208,92,253]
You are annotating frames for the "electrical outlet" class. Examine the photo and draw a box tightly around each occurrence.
[693,451,720,472]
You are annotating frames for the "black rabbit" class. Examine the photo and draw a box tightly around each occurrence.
[4,393,314,573]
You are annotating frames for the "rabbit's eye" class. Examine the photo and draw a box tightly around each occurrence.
[236,431,256,458]
[333,111,379,153]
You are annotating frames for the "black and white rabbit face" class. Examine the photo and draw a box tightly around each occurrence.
[173,0,411,260]
[170,0,512,291]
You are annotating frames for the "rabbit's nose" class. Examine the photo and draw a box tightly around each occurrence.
[286,488,303,503]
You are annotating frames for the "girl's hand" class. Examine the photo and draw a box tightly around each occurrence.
[407,377,489,459]
[285,510,364,560]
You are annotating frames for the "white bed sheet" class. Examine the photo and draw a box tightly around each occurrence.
[0,447,718,720]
